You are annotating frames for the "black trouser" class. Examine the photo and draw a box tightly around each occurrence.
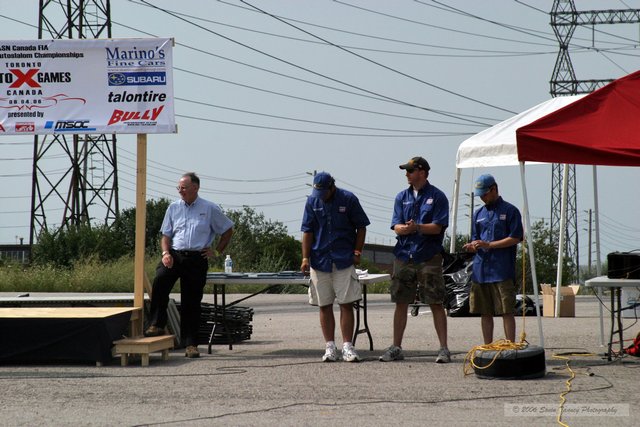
[148,251,208,347]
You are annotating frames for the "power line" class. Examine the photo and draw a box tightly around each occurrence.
[174,113,471,137]
[333,0,555,47]
[117,147,313,196]
[128,0,554,58]
[175,96,450,134]
[109,21,499,126]
[420,0,558,43]
[241,0,518,115]
[170,66,493,126]
[138,0,507,124]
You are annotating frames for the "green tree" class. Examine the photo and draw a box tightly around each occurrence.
[221,206,300,272]
[32,199,171,267]
[516,219,575,293]
[30,201,301,274]
[32,223,127,267]
[112,198,171,255]
[444,233,470,253]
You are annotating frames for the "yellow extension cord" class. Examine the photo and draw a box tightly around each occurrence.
[462,242,530,376]
[460,240,595,427]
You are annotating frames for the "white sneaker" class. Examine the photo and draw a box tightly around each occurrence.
[322,344,338,362]
[435,347,451,363]
[342,345,361,362]
[379,345,404,362]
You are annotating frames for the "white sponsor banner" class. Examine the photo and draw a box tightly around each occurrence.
[0,38,176,135]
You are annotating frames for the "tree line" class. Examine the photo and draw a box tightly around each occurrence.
[32,200,300,273]
[30,199,575,289]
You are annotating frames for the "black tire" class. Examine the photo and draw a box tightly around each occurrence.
[473,344,546,380]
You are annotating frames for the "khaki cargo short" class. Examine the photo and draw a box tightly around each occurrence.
[469,279,516,315]
[309,265,361,307]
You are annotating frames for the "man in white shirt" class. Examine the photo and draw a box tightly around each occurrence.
[145,172,234,359]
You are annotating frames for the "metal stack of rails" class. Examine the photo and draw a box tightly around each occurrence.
[175,301,254,345]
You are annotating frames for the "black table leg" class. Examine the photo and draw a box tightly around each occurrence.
[352,283,373,351]
[207,284,218,354]
[607,288,614,361]
[208,284,234,353]
[616,287,623,358]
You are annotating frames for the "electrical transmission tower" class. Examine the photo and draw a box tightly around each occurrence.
[30,0,119,245]
[549,0,640,282]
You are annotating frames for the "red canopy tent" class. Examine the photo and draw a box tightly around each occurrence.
[516,69,640,324]
[517,69,640,166]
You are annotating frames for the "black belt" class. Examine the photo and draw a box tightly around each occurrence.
[173,250,202,257]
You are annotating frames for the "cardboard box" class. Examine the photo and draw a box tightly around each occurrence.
[622,288,640,319]
[541,284,580,317]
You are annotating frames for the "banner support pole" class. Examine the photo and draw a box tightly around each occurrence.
[133,133,148,336]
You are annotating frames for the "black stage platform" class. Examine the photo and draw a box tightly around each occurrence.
[0,307,136,365]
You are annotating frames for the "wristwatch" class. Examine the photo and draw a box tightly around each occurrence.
[162,250,170,256]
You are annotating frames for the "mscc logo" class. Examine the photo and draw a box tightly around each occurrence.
[44,120,97,132]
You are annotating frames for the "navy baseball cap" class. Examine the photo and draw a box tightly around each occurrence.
[474,174,496,196]
[311,172,335,198]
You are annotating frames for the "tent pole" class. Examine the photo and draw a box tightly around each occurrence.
[520,162,544,347]
[555,164,569,318]
[593,166,602,276]
[592,165,604,345]
[450,168,461,253]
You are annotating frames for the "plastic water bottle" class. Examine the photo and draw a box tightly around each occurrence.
[224,255,233,273]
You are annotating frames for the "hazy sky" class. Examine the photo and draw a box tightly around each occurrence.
[1,0,639,266]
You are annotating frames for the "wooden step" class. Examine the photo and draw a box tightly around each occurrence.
[113,335,175,367]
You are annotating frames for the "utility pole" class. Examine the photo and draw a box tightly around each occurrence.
[466,192,474,238]
[586,209,592,276]
[469,192,474,238]
[549,0,640,283]
[30,0,119,246]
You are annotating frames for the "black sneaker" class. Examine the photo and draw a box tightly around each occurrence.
[185,345,200,358]
[143,326,165,337]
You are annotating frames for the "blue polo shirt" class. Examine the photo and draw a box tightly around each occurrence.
[301,188,370,272]
[161,196,234,251]
[391,183,449,263]
[471,196,523,283]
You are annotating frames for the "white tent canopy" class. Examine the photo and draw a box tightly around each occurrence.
[456,95,585,169]
[450,94,586,347]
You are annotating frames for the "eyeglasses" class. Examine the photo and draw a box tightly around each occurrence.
[405,168,420,174]
[176,185,191,191]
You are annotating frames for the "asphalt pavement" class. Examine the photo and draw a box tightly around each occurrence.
[0,293,638,426]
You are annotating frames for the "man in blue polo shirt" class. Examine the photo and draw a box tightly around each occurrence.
[301,172,370,363]
[463,174,523,344]
[380,156,451,363]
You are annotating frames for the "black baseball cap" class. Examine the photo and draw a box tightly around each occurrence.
[399,156,430,172]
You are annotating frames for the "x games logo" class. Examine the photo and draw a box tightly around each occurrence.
[8,68,40,88]
[0,68,72,88]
